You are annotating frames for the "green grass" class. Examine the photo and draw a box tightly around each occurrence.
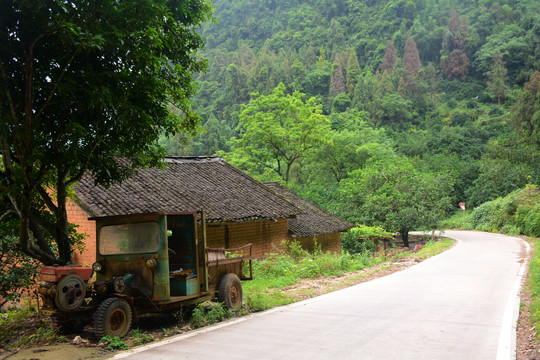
[440,210,474,230]
[412,239,455,260]
[243,241,388,311]
[243,239,454,312]
[0,303,66,348]
[529,239,540,335]
[189,302,235,329]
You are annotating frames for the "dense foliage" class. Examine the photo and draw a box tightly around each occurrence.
[159,0,540,238]
[470,184,540,236]
[0,217,39,307]
[0,0,212,264]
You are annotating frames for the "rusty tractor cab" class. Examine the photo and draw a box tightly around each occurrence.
[38,211,253,338]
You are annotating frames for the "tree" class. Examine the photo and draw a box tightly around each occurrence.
[381,41,397,74]
[330,56,346,98]
[345,46,360,97]
[0,0,212,265]
[487,51,508,105]
[304,114,394,184]
[403,36,422,77]
[340,158,453,247]
[226,83,330,183]
[441,7,469,80]
[512,71,540,145]
[467,133,540,206]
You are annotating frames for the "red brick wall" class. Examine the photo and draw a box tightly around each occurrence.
[292,232,342,254]
[67,199,96,266]
[205,219,290,258]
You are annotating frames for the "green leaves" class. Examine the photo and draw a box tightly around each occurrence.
[340,156,453,245]
[225,83,330,183]
[0,0,212,264]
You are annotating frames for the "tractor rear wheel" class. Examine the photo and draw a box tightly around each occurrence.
[94,297,132,338]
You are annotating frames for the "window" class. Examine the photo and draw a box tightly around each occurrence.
[99,222,160,255]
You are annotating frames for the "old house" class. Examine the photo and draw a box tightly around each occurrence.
[67,157,351,265]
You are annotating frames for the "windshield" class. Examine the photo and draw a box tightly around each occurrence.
[99,222,160,255]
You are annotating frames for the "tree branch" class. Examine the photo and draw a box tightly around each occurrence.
[0,61,18,121]
[34,48,81,120]
[36,184,58,214]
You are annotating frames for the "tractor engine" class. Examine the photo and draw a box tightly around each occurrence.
[38,266,93,315]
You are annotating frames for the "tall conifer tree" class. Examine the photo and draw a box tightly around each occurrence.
[441,7,469,80]
[403,36,422,76]
[382,41,397,74]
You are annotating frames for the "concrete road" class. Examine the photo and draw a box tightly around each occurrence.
[114,231,528,360]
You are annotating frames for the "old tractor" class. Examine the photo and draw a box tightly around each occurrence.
[38,211,253,337]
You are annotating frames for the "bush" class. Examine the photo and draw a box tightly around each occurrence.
[471,197,506,231]
[100,336,128,351]
[467,185,540,236]
[189,302,234,329]
[516,205,540,237]
[341,226,391,254]
[0,226,39,307]
[529,240,540,328]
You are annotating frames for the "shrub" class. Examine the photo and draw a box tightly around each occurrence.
[341,226,391,254]
[189,302,234,329]
[466,184,540,236]
[471,197,505,231]
[130,329,154,346]
[100,336,129,351]
[516,205,540,237]
[0,226,39,307]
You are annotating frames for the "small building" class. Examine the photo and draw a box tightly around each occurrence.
[67,157,351,265]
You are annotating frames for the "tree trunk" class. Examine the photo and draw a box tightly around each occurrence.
[401,230,410,248]
[55,173,73,265]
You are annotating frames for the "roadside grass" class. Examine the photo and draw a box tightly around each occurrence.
[529,238,540,338]
[0,302,67,349]
[412,239,455,260]
[440,210,474,230]
[243,238,453,311]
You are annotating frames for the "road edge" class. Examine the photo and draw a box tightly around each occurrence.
[497,236,531,360]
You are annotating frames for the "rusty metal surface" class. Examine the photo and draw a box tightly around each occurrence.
[39,266,93,282]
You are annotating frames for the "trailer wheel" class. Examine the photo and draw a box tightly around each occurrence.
[218,273,242,310]
[94,297,132,338]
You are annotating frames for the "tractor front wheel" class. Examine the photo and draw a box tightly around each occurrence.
[94,297,132,338]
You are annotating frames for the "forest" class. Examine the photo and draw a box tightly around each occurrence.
[160,0,540,237]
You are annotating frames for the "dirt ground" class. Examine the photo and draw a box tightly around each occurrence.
[2,235,538,359]
[516,238,540,360]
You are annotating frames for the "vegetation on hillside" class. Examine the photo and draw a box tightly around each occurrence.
[160,0,539,237]
[444,184,540,236]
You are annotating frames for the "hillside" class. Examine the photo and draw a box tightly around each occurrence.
[161,0,540,229]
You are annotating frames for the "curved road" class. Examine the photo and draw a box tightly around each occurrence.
[114,231,528,360]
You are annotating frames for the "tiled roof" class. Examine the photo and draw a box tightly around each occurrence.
[263,182,354,237]
[73,157,302,222]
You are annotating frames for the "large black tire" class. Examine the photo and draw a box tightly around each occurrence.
[218,273,243,310]
[94,297,132,338]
